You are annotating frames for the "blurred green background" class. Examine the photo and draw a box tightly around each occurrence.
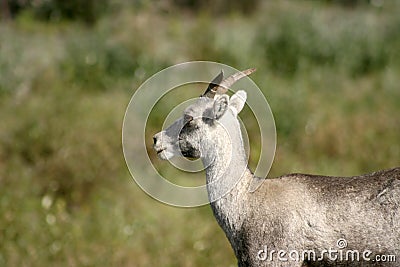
[1,0,400,266]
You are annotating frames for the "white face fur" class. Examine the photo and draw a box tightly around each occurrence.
[153,91,247,161]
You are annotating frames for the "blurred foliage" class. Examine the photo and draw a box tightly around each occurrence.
[169,0,260,15]
[0,1,400,266]
[3,0,108,24]
[256,9,400,77]
[60,33,136,90]
[324,0,374,7]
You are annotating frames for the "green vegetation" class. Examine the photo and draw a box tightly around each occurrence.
[1,1,400,266]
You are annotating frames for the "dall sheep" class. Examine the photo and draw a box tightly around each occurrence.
[153,69,400,266]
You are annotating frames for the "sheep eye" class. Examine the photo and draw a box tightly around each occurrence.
[184,114,193,124]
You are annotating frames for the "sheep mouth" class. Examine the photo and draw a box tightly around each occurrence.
[156,148,166,154]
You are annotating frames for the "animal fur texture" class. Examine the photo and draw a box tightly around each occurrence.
[153,69,400,266]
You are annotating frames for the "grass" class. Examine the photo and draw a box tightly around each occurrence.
[1,1,400,266]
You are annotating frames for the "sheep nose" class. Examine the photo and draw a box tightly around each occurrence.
[153,132,163,145]
[153,135,157,145]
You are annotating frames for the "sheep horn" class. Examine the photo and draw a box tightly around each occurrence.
[203,68,256,98]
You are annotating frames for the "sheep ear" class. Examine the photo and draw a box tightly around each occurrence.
[230,90,247,115]
[213,95,229,120]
